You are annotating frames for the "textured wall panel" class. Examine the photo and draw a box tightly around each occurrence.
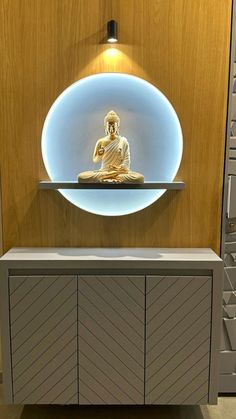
[78,275,145,404]
[220,351,236,373]
[145,276,212,405]
[220,2,236,389]
[0,0,232,253]
[9,275,78,404]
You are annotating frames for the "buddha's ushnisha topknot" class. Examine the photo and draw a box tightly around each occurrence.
[104,110,120,126]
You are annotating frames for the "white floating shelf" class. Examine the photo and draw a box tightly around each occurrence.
[38,181,185,190]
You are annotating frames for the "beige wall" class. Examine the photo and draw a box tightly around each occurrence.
[0,0,232,254]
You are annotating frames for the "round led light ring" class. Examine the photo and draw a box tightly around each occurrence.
[42,73,183,216]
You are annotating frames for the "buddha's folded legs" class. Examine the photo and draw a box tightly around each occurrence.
[78,170,119,183]
[78,170,144,184]
[78,170,102,183]
[115,172,144,183]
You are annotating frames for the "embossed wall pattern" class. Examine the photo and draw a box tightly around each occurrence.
[220,0,236,392]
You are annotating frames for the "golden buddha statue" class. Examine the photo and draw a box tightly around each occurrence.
[78,110,144,183]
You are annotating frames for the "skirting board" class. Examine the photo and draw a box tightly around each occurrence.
[219,374,236,392]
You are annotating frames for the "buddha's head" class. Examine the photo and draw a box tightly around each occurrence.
[104,110,120,136]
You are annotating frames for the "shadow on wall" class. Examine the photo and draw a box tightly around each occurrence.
[19,405,206,419]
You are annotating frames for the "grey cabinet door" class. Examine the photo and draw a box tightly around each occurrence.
[9,275,78,404]
[145,275,212,405]
[78,275,145,404]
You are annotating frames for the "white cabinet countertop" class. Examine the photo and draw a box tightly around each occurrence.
[0,247,221,261]
[0,247,222,271]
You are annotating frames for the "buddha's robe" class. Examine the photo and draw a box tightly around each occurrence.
[78,136,144,183]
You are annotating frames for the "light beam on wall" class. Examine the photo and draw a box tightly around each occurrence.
[105,47,119,58]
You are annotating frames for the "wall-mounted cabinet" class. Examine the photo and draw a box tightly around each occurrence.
[0,248,222,405]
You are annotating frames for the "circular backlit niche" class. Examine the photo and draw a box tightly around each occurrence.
[42,73,183,216]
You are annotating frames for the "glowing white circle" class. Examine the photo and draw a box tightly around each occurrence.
[42,73,183,216]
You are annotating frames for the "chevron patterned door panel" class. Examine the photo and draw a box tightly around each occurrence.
[78,275,145,404]
[9,275,78,404]
[145,276,212,405]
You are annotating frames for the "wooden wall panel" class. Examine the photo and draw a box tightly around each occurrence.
[0,0,232,253]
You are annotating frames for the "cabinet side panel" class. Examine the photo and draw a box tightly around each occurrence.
[9,275,78,404]
[0,266,13,402]
[145,276,212,405]
[78,275,145,404]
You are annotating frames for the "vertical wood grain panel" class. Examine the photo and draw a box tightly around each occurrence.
[0,0,232,252]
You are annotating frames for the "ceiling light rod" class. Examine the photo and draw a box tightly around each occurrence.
[107,19,118,43]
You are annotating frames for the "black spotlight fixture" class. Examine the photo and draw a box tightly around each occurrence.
[107,20,118,43]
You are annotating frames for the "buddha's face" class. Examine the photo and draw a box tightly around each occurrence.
[106,121,119,136]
